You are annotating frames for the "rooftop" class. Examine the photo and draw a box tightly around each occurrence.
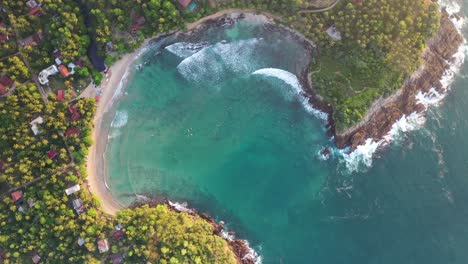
[178,0,192,7]
[59,64,71,78]
[57,90,64,101]
[97,238,109,253]
[65,184,80,195]
[11,191,22,201]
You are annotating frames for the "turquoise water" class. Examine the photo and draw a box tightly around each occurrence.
[105,6,468,263]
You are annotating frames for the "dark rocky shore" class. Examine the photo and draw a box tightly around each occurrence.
[300,10,464,150]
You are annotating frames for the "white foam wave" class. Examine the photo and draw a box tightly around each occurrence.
[221,230,235,241]
[252,68,329,121]
[177,39,262,84]
[107,129,122,139]
[439,0,466,33]
[168,200,195,214]
[164,42,210,59]
[252,68,301,92]
[111,110,128,128]
[340,139,380,172]
[241,240,262,264]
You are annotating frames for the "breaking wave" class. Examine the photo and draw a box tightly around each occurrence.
[252,68,328,121]
[176,38,262,84]
[111,111,128,128]
[164,42,210,59]
[339,0,467,173]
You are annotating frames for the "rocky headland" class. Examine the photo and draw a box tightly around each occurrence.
[309,10,465,149]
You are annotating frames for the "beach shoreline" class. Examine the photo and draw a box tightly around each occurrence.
[84,39,152,215]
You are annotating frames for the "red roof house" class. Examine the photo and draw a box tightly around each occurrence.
[66,128,81,138]
[112,230,125,241]
[135,16,146,26]
[28,6,43,16]
[0,161,4,171]
[59,65,71,78]
[11,191,22,201]
[0,34,7,43]
[47,150,58,159]
[68,104,78,114]
[33,32,42,43]
[70,112,81,122]
[178,0,192,7]
[95,96,100,102]
[0,83,7,95]
[57,90,64,101]
[0,75,13,87]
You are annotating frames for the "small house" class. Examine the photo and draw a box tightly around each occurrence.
[112,230,125,241]
[57,90,64,101]
[68,104,78,114]
[67,62,76,74]
[31,253,40,264]
[0,74,13,87]
[77,237,85,246]
[109,253,124,264]
[66,128,81,138]
[72,198,86,215]
[70,112,81,122]
[178,0,192,8]
[59,64,70,78]
[26,0,39,9]
[33,32,42,43]
[30,116,44,135]
[0,83,7,95]
[326,25,342,41]
[65,184,80,196]
[38,65,58,85]
[97,238,109,253]
[47,150,58,159]
[11,191,22,202]
[55,57,62,65]
[27,6,43,16]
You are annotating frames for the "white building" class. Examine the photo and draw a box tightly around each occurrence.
[65,184,80,196]
[326,25,342,41]
[30,116,44,135]
[38,65,59,85]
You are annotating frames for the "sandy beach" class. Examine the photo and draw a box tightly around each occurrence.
[83,40,151,215]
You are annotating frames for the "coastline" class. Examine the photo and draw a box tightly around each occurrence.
[84,39,152,215]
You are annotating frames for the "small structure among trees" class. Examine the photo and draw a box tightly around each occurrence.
[97,238,109,253]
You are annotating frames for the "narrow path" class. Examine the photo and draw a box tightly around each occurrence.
[299,0,341,13]
[187,8,282,30]
[0,165,71,198]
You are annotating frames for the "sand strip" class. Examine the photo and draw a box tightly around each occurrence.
[84,40,150,215]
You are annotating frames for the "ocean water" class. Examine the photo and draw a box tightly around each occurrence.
[104,3,468,263]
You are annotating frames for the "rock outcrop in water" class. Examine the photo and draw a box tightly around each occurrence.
[307,11,464,150]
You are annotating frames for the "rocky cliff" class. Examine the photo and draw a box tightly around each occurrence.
[327,10,464,149]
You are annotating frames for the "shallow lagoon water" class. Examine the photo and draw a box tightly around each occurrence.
[105,7,468,263]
